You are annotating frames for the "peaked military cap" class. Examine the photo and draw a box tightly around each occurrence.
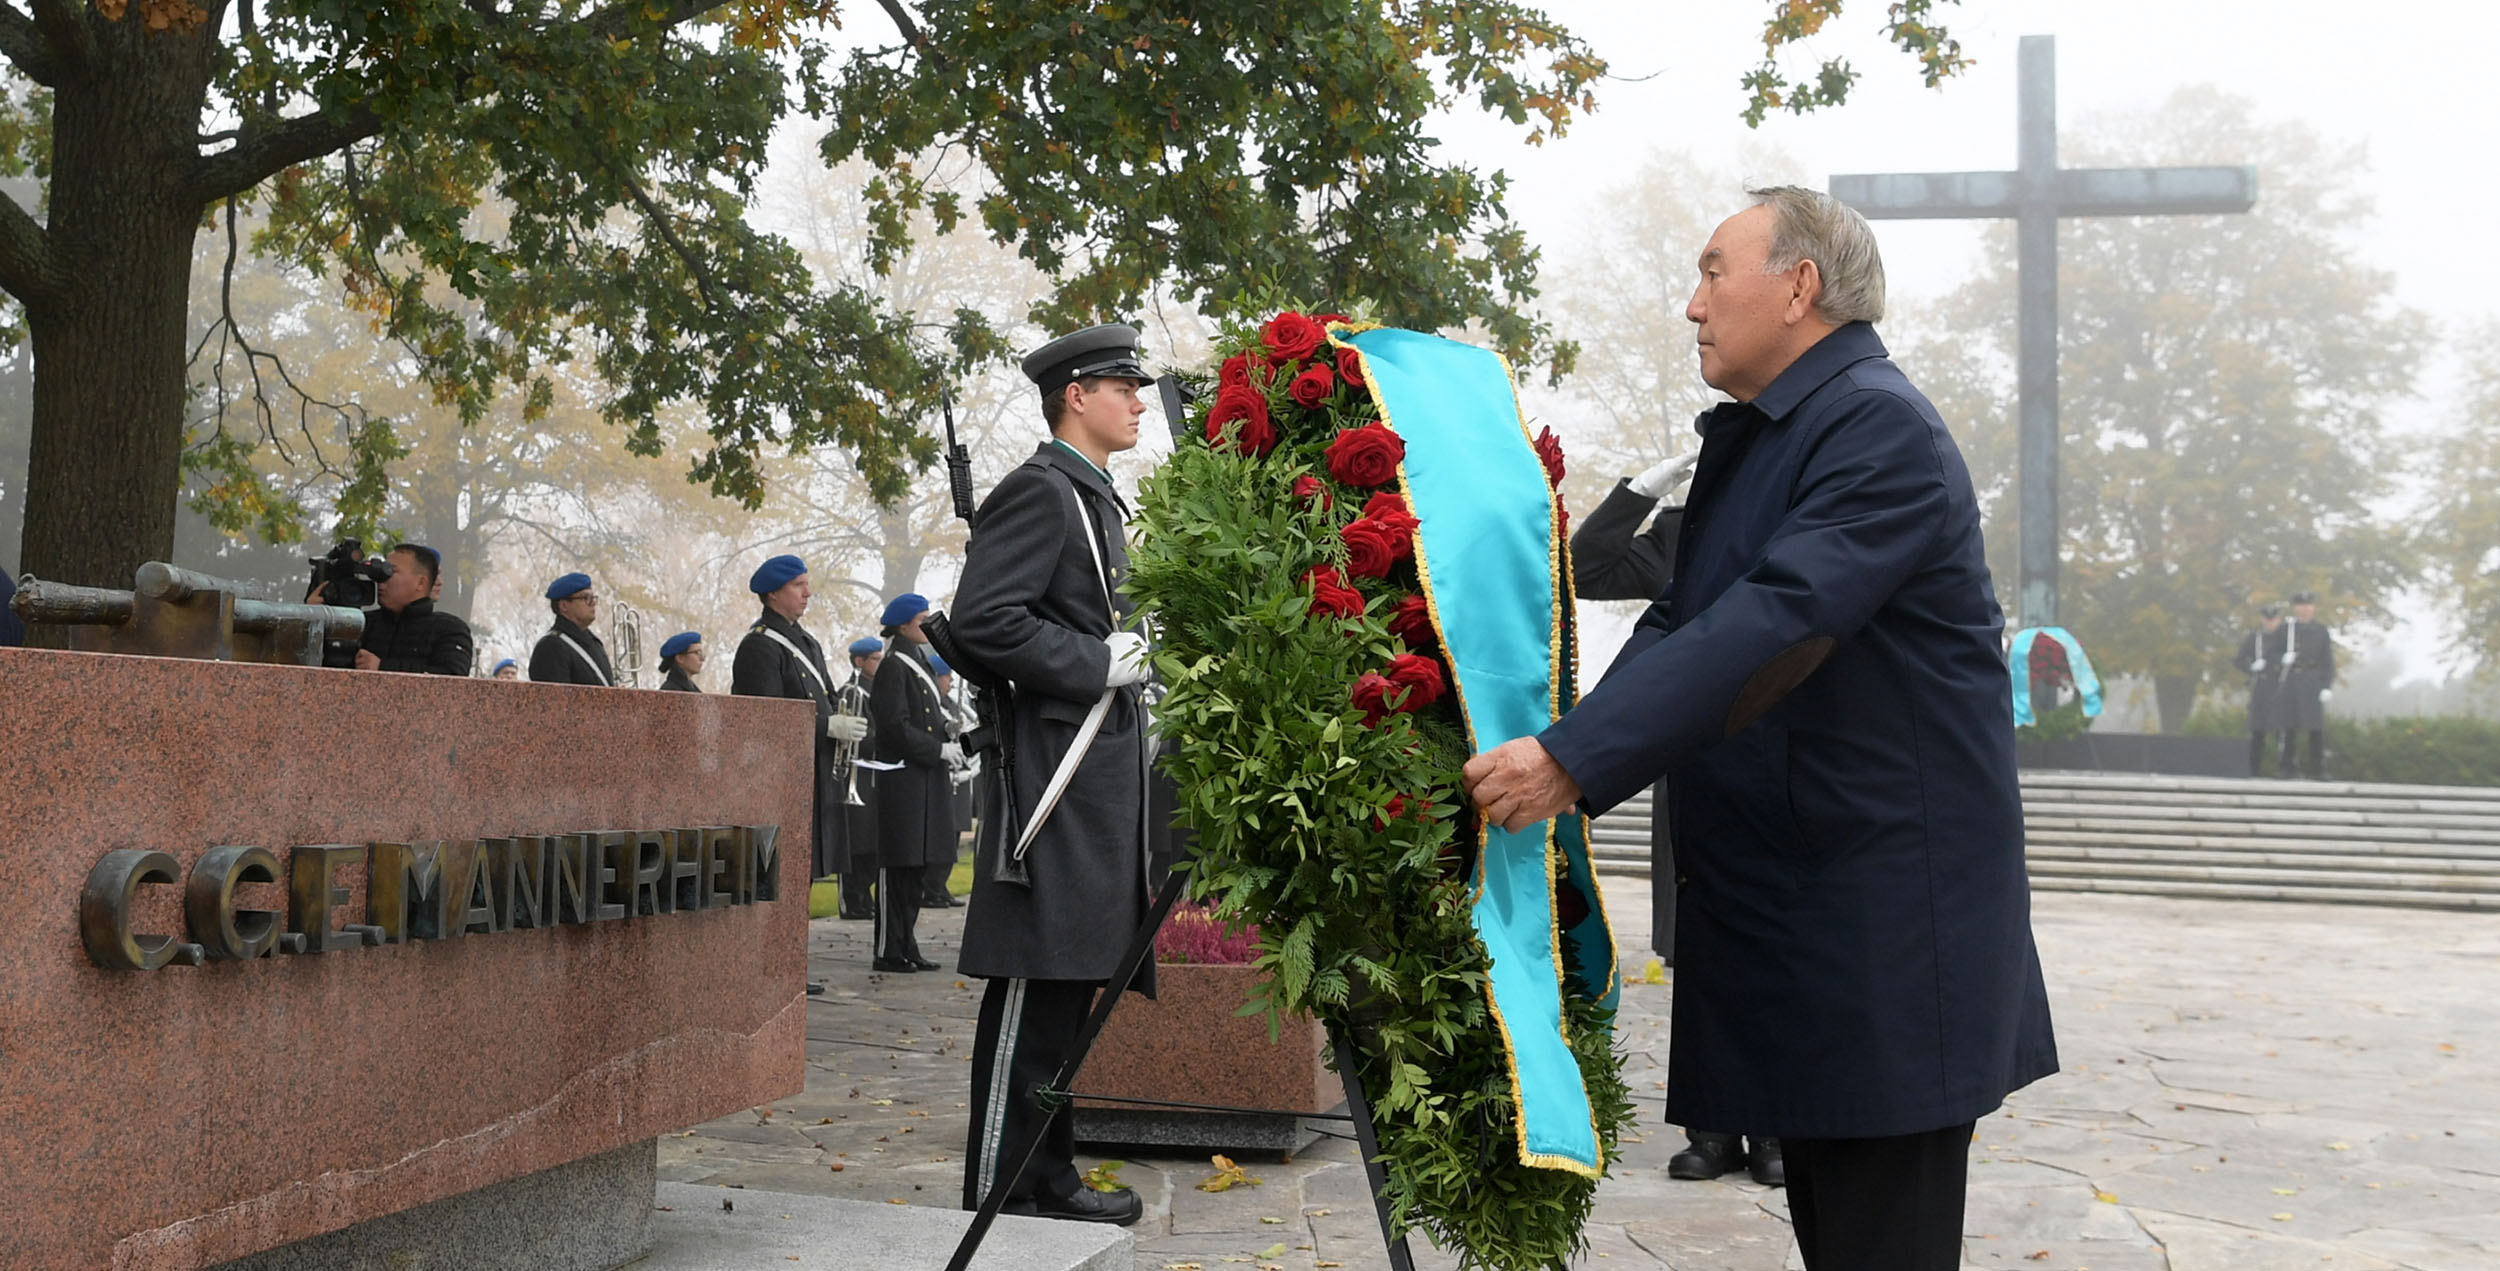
[1022,323,1149,396]
[2288,590,2317,605]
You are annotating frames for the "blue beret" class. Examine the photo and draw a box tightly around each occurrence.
[544,572,592,600]
[847,637,885,658]
[879,592,930,628]
[748,553,807,595]
[926,652,952,677]
[492,658,517,674]
[658,631,702,659]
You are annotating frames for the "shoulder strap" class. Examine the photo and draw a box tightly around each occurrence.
[759,627,830,698]
[891,644,941,701]
[556,633,610,687]
[1057,472,1115,622]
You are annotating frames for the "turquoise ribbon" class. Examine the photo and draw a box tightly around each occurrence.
[1343,327,1611,1176]
[2009,625,2103,726]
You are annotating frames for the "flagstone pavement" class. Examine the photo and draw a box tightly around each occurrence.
[664,879,2500,1270]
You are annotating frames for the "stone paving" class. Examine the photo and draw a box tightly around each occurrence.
[665,879,2500,1270]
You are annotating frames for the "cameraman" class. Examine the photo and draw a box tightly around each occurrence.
[355,544,474,675]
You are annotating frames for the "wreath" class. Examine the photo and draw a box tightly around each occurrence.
[1129,309,1634,1269]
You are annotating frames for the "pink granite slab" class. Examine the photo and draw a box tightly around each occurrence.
[1074,963,1336,1117]
[0,646,813,1270]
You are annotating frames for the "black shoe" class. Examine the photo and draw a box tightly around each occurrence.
[1025,1186,1142,1226]
[921,894,953,908]
[838,908,874,921]
[805,981,825,996]
[908,956,942,971]
[871,957,919,973]
[1667,1131,1742,1180]
[1745,1136,1784,1187]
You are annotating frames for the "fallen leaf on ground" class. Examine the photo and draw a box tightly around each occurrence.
[1198,1154,1261,1193]
[1081,1160,1126,1192]
[2092,1189,2119,1204]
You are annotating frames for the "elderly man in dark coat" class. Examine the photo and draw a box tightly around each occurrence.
[527,572,615,685]
[867,592,955,973]
[1467,186,2057,1271]
[731,554,867,995]
[949,322,1156,1227]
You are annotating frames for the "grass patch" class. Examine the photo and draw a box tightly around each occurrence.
[808,880,839,919]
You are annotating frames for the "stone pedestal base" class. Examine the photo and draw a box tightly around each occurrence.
[212,1141,657,1271]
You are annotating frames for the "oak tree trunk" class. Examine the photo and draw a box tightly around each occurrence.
[16,17,217,589]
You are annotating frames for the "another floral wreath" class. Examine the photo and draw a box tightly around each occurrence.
[1130,309,1633,1269]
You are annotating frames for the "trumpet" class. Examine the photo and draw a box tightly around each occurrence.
[831,679,870,807]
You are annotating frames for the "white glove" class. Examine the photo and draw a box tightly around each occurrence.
[825,714,868,743]
[2319,689,2333,703]
[940,740,965,766]
[2249,659,2268,672]
[1627,449,1700,500]
[1104,631,1152,689]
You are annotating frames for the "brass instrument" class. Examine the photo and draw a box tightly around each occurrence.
[831,677,870,806]
[607,598,647,688]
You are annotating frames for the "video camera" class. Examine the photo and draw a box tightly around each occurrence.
[306,539,392,612]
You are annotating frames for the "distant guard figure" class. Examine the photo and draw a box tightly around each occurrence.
[490,657,520,681]
[951,322,1157,1227]
[529,573,615,686]
[835,636,887,920]
[868,593,955,973]
[657,631,706,692]
[731,554,866,997]
[2279,591,2335,779]
[2233,604,2289,776]
[924,651,973,909]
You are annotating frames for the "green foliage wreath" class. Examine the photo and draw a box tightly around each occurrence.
[1129,310,1635,1269]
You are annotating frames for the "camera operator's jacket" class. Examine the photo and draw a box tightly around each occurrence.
[731,607,846,880]
[951,442,1152,989]
[361,598,474,675]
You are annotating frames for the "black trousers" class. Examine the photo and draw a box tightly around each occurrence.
[1784,1120,1973,1271]
[838,871,876,918]
[922,854,955,905]
[962,977,1095,1207]
[2279,729,2324,778]
[873,866,922,962]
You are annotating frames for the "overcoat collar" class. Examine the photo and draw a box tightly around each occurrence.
[552,614,603,645]
[1033,441,1130,517]
[1746,321,1888,422]
[758,606,819,654]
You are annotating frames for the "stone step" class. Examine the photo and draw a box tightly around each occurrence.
[2019,787,2500,818]
[2023,857,2500,894]
[2024,816,2500,848]
[2025,842,2500,878]
[2026,828,2500,861]
[2017,770,2500,802]
[2021,801,2500,832]
[642,1182,1130,1271]
[2027,874,2500,912]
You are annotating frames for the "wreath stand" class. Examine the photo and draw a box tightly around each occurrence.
[942,866,1417,1271]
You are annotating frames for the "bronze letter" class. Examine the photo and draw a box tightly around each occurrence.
[594,831,633,921]
[457,840,502,935]
[745,825,782,903]
[667,829,706,913]
[186,845,283,961]
[553,833,596,924]
[631,831,670,916]
[368,841,454,943]
[703,827,739,907]
[502,836,554,929]
[79,849,203,970]
[287,844,376,953]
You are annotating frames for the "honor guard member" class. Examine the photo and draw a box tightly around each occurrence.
[950,323,1156,1227]
[925,651,973,909]
[834,636,888,921]
[658,631,706,692]
[491,657,520,681]
[529,573,616,685]
[732,556,869,932]
[2279,591,2336,779]
[2233,605,2289,776]
[867,593,956,973]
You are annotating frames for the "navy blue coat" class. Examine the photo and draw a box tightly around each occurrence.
[1540,323,2056,1140]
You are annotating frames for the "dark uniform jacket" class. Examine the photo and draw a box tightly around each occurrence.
[952,443,1152,987]
[871,640,955,871]
[1538,322,2058,1140]
[2233,626,2290,732]
[839,669,881,875]
[0,565,24,647]
[1570,479,1686,602]
[2280,617,2334,731]
[358,598,475,675]
[731,608,845,879]
[529,616,614,686]
[660,664,701,693]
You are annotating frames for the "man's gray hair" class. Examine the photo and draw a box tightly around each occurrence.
[1746,185,1887,324]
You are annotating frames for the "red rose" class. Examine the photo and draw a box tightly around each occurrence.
[1387,593,1433,649]
[1292,474,1333,510]
[1288,363,1336,409]
[1205,384,1277,456]
[1350,673,1397,726]
[1385,653,1445,712]
[1533,425,1566,488]
[1341,518,1399,579]
[1219,353,1251,391]
[1360,491,1418,560]
[1372,792,1435,832]
[1325,422,1405,488]
[1303,565,1364,621]
[1313,312,1351,328]
[1260,311,1326,365]
[1336,346,1367,389]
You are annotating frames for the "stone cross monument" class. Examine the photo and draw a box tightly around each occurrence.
[1831,34,2256,627]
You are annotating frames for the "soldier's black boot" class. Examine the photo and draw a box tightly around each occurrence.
[1667,1130,1743,1180]
[1745,1136,1785,1187]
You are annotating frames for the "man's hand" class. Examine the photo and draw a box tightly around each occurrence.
[352,648,381,671]
[940,740,965,767]
[1104,632,1152,689]
[1461,737,1583,833]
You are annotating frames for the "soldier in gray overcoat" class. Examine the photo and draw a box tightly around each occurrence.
[868,593,955,972]
[2233,605,2289,775]
[949,323,1156,1227]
